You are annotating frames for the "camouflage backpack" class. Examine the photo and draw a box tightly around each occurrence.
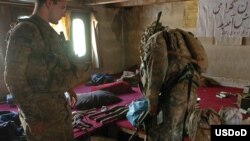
[139,24,208,96]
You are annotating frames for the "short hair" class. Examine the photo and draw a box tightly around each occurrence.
[36,0,59,8]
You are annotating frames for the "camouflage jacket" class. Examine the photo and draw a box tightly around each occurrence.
[4,15,79,96]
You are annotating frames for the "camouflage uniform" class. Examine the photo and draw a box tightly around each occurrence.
[4,15,82,141]
[140,26,208,141]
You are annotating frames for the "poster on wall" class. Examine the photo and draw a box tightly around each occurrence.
[197,0,250,37]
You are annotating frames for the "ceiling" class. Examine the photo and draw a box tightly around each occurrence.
[82,0,190,7]
[0,0,190,7]
[8,0,35,3]
[0,0,34,7]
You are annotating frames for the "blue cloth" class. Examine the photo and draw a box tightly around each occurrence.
[0,111,24,140]
[0,111,20,126]
[88,73,114,85]
[126,97,148,127]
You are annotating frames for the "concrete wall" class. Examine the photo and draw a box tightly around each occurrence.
[121,0,250,87]
[92,6,125,74]
[93,1,199,71]
[1,0,250,98]
[122,2,187,69]
[203,44,250,88]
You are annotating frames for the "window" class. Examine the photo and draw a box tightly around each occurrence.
[70,11,91,60]
[72,18,86,57]
[50,11,92,62]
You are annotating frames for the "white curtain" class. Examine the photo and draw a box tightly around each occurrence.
[197,0,250,37]
[91,12,102,68]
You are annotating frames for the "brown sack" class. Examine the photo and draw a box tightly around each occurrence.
[177,29,208,73]
[170,29,192,59]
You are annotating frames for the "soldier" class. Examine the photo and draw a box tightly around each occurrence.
[139,21,208,141]
[4,0,84,140]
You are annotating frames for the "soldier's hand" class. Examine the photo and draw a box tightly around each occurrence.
[148,104,158,116]
[67,88,77,108]
[147,95,159,116]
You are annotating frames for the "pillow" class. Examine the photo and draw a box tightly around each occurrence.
[75,90,121,110]
[91,81,133,95]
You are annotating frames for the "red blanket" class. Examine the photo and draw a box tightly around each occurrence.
[0,85,246,140]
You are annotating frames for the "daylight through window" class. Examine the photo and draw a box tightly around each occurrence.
[72,18,86,57]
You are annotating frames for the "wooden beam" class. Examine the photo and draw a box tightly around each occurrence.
[113,0,192,7]
[0,0,87,10]
[83,0,131,5]
[0,0,33,7]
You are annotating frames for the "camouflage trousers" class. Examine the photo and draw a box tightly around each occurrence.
[17,92,74,141]
[144,79,198,141]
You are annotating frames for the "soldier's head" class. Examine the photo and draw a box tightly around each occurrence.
[36,0,62,8]
[34,0,67,24]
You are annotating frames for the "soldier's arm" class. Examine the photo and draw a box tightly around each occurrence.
[66,88,77,107]
[145,31,168,116]
[5,23,40,114]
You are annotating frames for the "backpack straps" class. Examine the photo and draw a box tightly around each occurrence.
[182,64,194,140]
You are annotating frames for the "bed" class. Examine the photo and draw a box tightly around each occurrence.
[0,81,248,140]
[72,81,144,139]
[72,81,247,140]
